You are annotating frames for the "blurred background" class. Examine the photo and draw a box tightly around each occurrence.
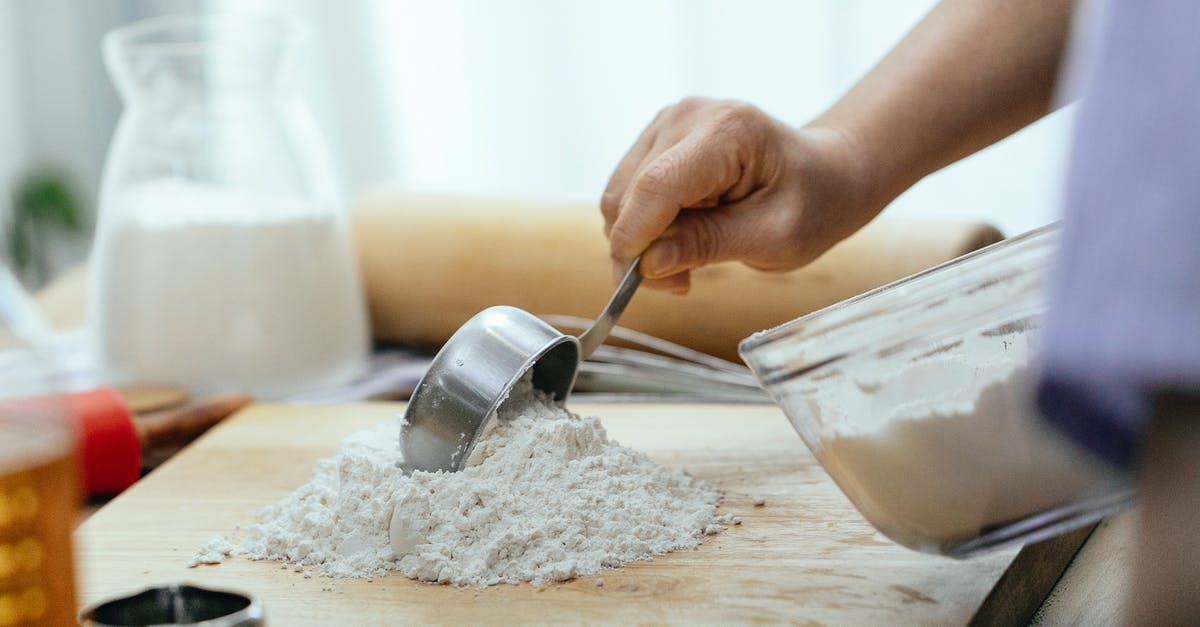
[0,0,1072,289]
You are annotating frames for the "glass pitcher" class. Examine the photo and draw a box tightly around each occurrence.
[90,14,369,399]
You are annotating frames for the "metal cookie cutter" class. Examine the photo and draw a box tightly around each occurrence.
[79,584,264,626]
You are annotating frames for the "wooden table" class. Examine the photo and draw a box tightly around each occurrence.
[74,402,1102,625]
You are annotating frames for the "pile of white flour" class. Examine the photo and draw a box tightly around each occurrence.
[193,377,728,586]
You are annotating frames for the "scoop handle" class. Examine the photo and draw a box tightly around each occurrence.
[577,255,643,360]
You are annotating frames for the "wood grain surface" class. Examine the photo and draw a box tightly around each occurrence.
[75,402,1020,625]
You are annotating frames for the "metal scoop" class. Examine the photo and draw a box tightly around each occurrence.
[399,256,643,472]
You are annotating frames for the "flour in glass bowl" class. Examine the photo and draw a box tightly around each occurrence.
[193,375,733,587]
[812,332,1123,556]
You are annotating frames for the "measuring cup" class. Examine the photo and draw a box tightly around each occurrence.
[399,257,642,472]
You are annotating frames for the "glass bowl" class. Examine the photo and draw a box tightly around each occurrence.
[739,225,1133,557]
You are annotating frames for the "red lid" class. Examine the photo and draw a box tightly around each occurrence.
[68,388,141,495]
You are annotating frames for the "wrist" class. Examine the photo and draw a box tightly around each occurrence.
[797,123,893,225]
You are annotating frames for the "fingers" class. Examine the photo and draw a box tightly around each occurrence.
[601,124,659,237]
[602,98,716,239]
[644,273,691,295]
[610,257,690,295]
[617,198,776,294]
[602,104,685,237]
[640,209,744,279]
[601,98,797,294]
[607,130,742,264]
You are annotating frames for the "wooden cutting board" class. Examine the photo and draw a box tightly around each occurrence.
[75,402,1020,624]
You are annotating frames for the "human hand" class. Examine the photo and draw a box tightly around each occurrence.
[601,97,879,294]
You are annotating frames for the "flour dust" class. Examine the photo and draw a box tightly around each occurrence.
[192,376,730,586]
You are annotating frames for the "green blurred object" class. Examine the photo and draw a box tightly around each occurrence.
[5,167,87,286]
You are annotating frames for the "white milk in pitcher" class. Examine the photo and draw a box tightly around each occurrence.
[89,179,369,399]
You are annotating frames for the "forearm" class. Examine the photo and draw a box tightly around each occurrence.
[813,0,1073,211]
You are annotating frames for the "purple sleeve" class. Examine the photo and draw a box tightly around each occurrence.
[1036,0,1200,469]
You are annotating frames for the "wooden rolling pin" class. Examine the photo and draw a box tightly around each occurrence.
[351,191,1004,362]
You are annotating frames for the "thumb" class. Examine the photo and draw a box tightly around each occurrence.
[641,209,752,279]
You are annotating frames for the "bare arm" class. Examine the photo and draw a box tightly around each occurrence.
[815,0,1075,209]
[603,0,1074,292]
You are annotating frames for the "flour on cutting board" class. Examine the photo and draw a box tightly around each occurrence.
[193,375,730,586]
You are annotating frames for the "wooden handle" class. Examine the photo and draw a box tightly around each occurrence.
[115,383,189,415]
[351,191,1004,362]
[134,394,253,449]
